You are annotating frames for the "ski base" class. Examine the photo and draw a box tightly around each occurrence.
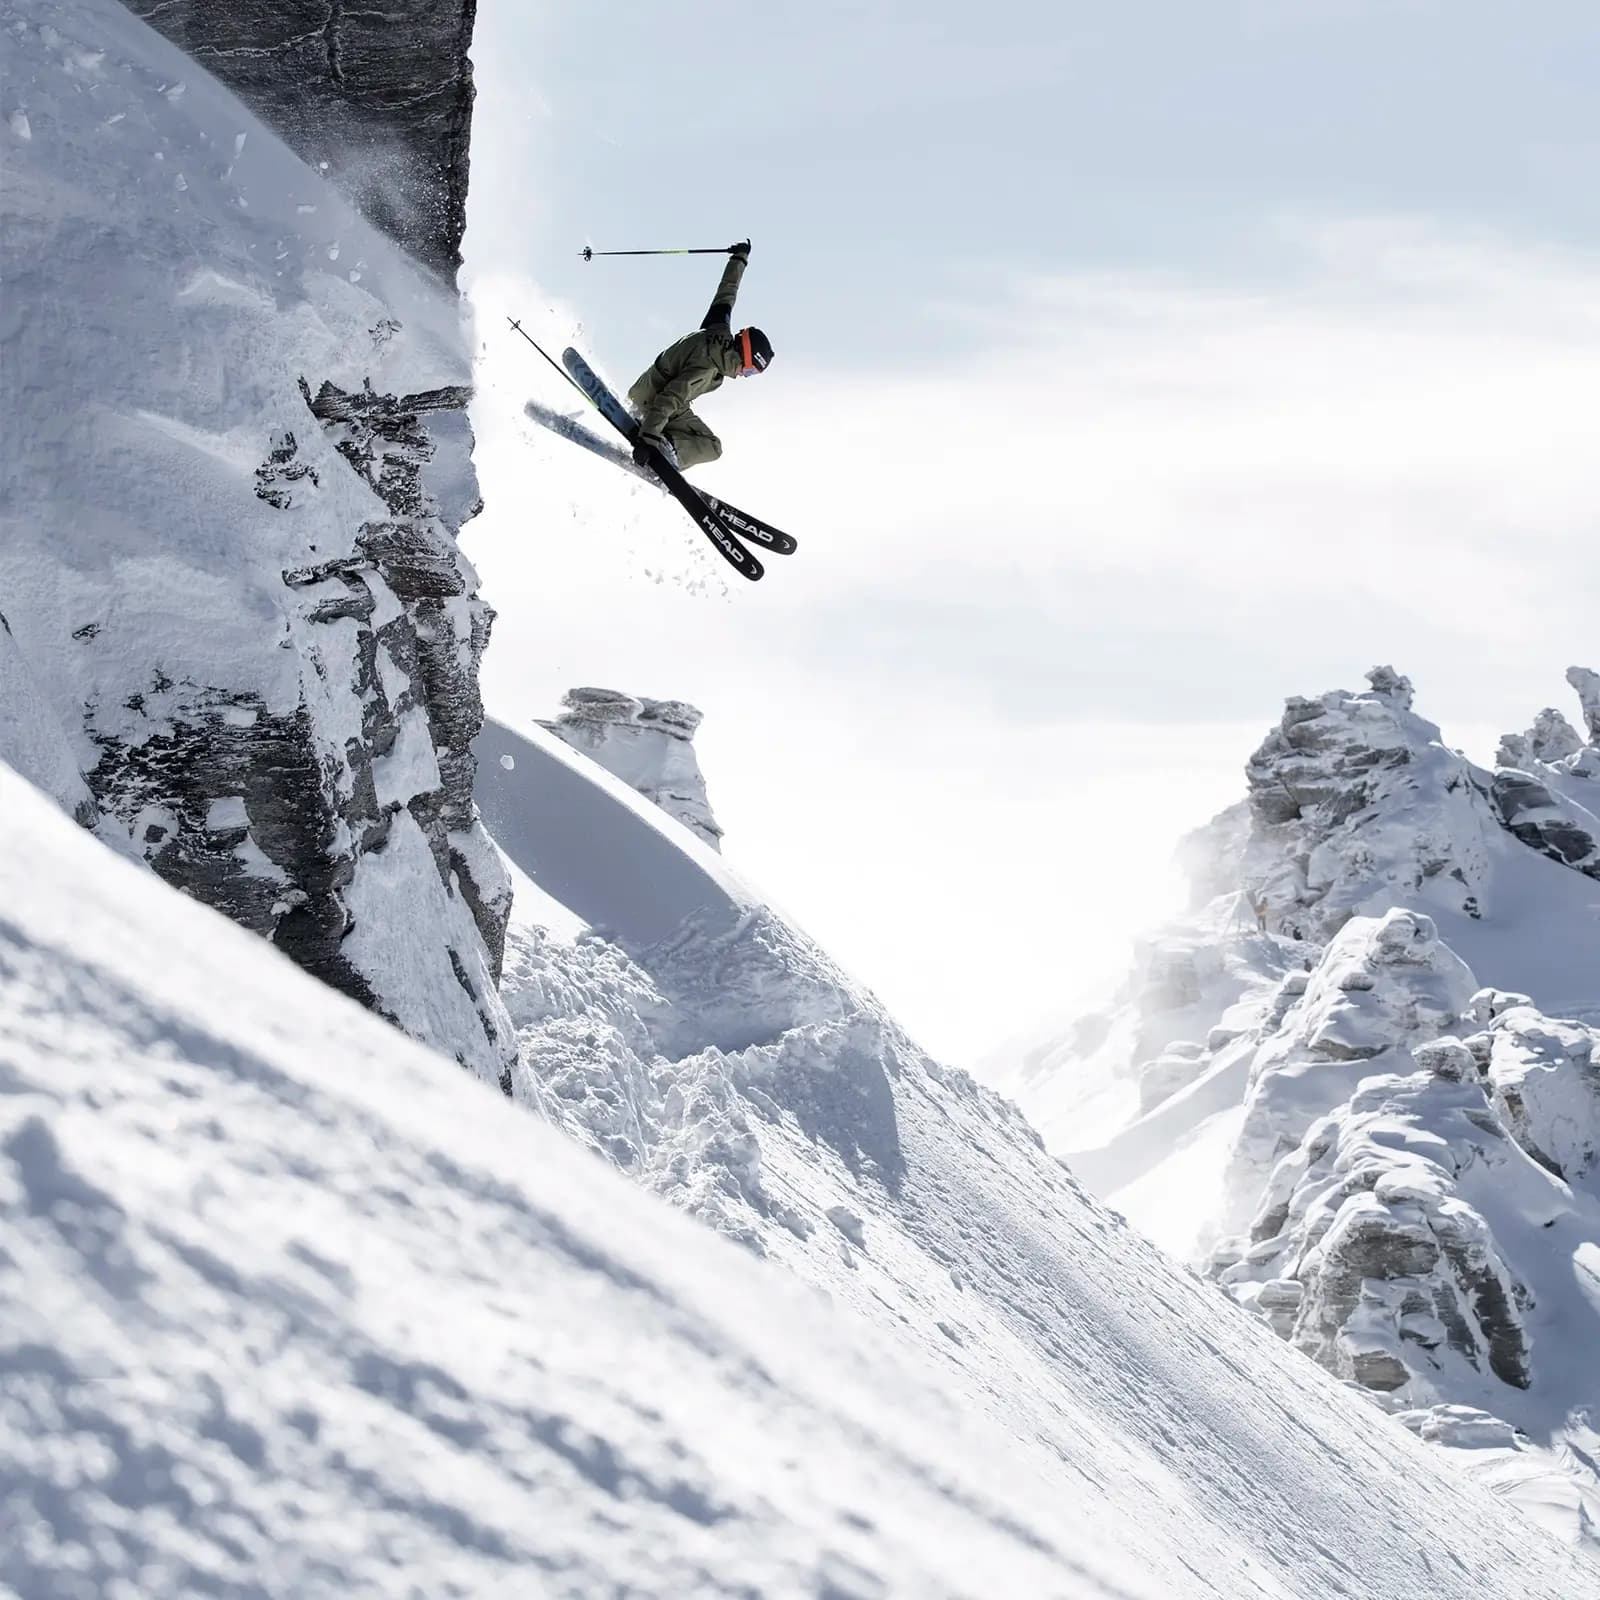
[559,349,764,581]
[526,398,799,557]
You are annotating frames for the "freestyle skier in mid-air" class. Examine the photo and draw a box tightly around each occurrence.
[626,239,773,471]
[509,235,791,578]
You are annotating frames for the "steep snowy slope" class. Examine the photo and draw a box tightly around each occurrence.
[0,0,510,1078]
[467,711,1600,1592]
[999,667,1600,1553]
[5,760,1595,1598]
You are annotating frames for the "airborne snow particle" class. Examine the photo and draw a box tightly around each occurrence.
[499,754,515,771]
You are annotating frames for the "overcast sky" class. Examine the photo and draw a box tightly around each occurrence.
[461,1,1600,1066]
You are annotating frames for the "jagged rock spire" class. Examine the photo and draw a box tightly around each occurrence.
[1568,666,1600,744]
[1365,664,1414,709]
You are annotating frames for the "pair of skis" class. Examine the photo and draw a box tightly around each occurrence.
[532,348,796,582]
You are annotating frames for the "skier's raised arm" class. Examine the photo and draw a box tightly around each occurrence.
[700,240,751,332]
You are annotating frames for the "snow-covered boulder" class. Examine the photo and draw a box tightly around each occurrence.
[1220,1061,1540,1397]
[541,686,724,851]
[1465,993,1600,1197]
[1488,767,1600,878]
[0,0,511,1078]
[1218,909,1479,1239]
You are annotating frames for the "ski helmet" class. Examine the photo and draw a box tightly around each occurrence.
[738,327,773,374]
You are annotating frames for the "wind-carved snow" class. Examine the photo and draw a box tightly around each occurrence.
[0,0,511,1080]
[1000,666,1600,1556]
[7,761,1597,1597]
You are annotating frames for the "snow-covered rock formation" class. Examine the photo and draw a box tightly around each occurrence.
[122,0,478,275]
[9,4,1598,1589]
[1240,666,1492,940]
[1570,666,1600,745]
[1491,674,1600,880]
[539,687,724,851]
[1000,666,1600,1555]
[1,0,511,1078]
[12,758,1600,1598]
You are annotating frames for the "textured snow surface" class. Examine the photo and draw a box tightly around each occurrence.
[1000,669,1600,1554]
[4,765,1595,1598]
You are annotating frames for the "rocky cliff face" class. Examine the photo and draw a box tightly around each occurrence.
[122,0,477,277]
[1,0,510,1079]
[542,687,725,851]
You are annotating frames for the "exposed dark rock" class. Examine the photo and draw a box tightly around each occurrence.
[122,1,479,277]
[85,376,509,1067]
[254,431,320,510]
[291,379,506,977]
[1489,769,1600,880]
[86,691,381,1008]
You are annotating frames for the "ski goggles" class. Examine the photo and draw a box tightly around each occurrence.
[737,328,768,377]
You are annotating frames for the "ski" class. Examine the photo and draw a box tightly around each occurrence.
[559,348,764,581]
[525,398,800,556]
[524,398,655,485]
[704,499,797,557]
[524,398,800,556]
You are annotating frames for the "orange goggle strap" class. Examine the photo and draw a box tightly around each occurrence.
[739,328,754,373]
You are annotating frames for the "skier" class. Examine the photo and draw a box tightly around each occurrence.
[627,240,773,470]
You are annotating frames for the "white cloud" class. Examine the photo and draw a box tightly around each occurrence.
[464,220,1599,1066]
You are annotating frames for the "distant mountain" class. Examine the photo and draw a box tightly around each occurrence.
[997,666,1600,1555]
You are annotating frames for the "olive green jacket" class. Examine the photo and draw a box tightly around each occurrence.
[627,255,747,438]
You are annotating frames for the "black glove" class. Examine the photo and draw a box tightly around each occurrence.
[727,239,751,261]
[633,432,665,465]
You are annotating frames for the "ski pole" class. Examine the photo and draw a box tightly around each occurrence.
[579,245,740,261]
[506,317,586,401]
